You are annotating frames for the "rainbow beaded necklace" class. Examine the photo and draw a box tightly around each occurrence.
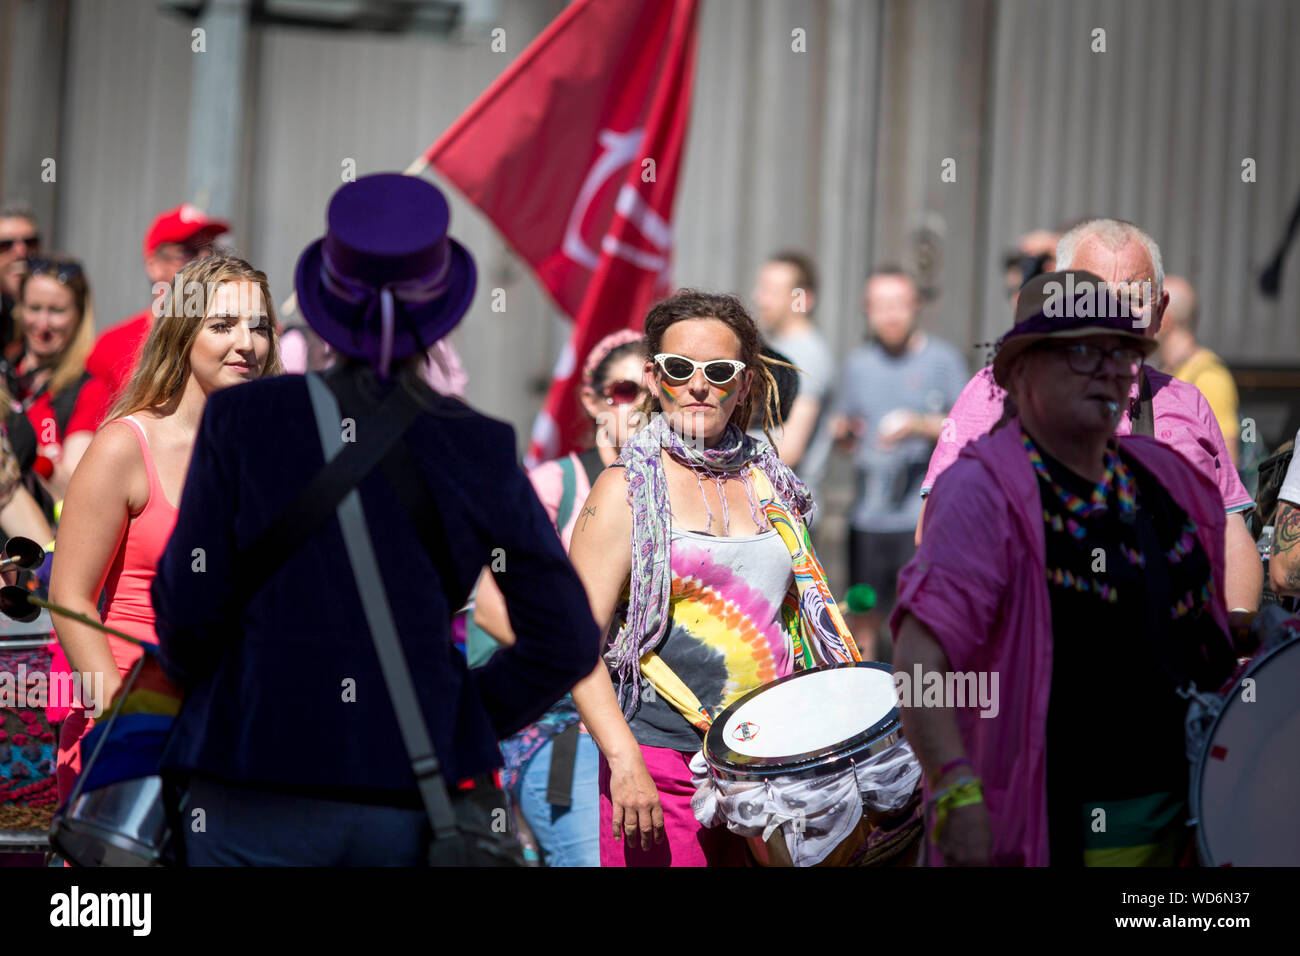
[1021,430,1135,540]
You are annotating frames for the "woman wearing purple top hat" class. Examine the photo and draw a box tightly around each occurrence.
[150,173,601,865]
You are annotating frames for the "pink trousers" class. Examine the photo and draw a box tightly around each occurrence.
[598,743,749,867]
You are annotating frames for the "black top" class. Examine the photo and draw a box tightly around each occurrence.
[1036,440,1233,864]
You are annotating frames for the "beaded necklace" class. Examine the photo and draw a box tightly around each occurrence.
[1021,430,1134,539]
[1025,430,1208,619]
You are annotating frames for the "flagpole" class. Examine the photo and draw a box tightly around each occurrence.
[278,153,433,320]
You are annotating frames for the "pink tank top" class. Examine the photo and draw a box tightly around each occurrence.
[99,416,180,670]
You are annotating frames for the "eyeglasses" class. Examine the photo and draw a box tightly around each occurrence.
[0,234,40,254]
[1041,342,1144,377]
[654,353,746,386]
[25,256,83,285]
[600,379,644,405]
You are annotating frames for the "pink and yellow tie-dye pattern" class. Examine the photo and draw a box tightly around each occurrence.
[667,539,794,719]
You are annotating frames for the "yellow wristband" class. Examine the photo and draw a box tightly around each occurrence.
[929,778,983,845]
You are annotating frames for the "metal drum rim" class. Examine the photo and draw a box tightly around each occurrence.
[1192,634,1300,866]
[703,662,901,780]
[50,814,167,866]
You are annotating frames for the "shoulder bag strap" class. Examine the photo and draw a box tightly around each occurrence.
[577,447,606,489]
[555,454,579,533]
[1132,368,1156,438]
[304,372,466,860]
[223,375,422,617]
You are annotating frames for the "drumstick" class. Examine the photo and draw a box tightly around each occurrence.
[0,586,152,647]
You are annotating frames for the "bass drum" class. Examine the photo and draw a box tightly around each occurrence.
[1193,632,1300,866]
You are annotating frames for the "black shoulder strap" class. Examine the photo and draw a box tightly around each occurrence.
[1132,368,1155,438]
[226,378,422,614]
[50,371,92,437]
[577,447,606,489]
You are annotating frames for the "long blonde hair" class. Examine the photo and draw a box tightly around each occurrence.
[17,256,96,398]
[109,255,282,420]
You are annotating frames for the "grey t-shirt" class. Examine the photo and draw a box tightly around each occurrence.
[837,334,968,532]
[769,327,835,504]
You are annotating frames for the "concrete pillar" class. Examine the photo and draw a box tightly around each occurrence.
[185,0,249,219]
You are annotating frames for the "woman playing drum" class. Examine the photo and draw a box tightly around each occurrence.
[568,290,854,866]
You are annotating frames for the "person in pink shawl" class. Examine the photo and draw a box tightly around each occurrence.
[893,271,1238,867]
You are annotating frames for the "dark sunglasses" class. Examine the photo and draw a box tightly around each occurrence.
[654,353,747,386]
[0,234,40,254]
[600,379,644,405]
[26,256,83,285]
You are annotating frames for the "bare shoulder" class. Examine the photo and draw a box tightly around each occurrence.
[73,420,148,511]
[573,464,633,543]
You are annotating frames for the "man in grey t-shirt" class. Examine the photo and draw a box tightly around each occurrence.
[832,267,967,660]
[752,252,836,505]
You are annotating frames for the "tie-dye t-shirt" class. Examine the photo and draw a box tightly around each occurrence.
[626,527,796,751]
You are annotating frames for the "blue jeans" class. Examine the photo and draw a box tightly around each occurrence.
[516,732,599,867]
[182,777,430,866]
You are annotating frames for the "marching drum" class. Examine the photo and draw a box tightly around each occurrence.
[50,650,181,867]
[1191,615,1300,866]
[693,662,923,867]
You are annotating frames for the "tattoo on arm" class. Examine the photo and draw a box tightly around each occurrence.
[580,505,597,531]
[1272,503,1300,590]
[1272,504,1300,555]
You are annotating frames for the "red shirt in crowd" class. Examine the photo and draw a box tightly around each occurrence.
[22,375,114,458]
[86,308,153,399]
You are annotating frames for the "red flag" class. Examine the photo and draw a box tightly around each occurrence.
[424,0,699,462]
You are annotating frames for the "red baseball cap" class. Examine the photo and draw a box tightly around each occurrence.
[143,203,229,258]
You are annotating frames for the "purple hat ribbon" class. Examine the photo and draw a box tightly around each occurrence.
[320,245,455,377]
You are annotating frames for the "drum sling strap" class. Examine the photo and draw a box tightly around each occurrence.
[638,466,861,732]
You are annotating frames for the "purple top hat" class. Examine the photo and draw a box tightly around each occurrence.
[295,173,476,373]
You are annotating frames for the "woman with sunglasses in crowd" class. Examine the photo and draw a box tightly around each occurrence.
[48,255,280,803]
[565,290,858,866]
[4,256,113,514]
[471,330,648,867]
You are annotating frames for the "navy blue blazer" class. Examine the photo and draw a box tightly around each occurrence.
[152,373,601,803]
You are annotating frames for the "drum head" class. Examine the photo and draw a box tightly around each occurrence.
[1195,636,1300,866]
[704,663,899,780]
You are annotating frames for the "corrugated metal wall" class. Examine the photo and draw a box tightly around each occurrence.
[3,0,1297,446]
[976,0,1300,361]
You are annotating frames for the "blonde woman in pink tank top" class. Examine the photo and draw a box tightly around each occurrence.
[49,256,281,801]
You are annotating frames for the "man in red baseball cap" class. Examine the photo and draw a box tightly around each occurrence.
[86,203,229,397]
